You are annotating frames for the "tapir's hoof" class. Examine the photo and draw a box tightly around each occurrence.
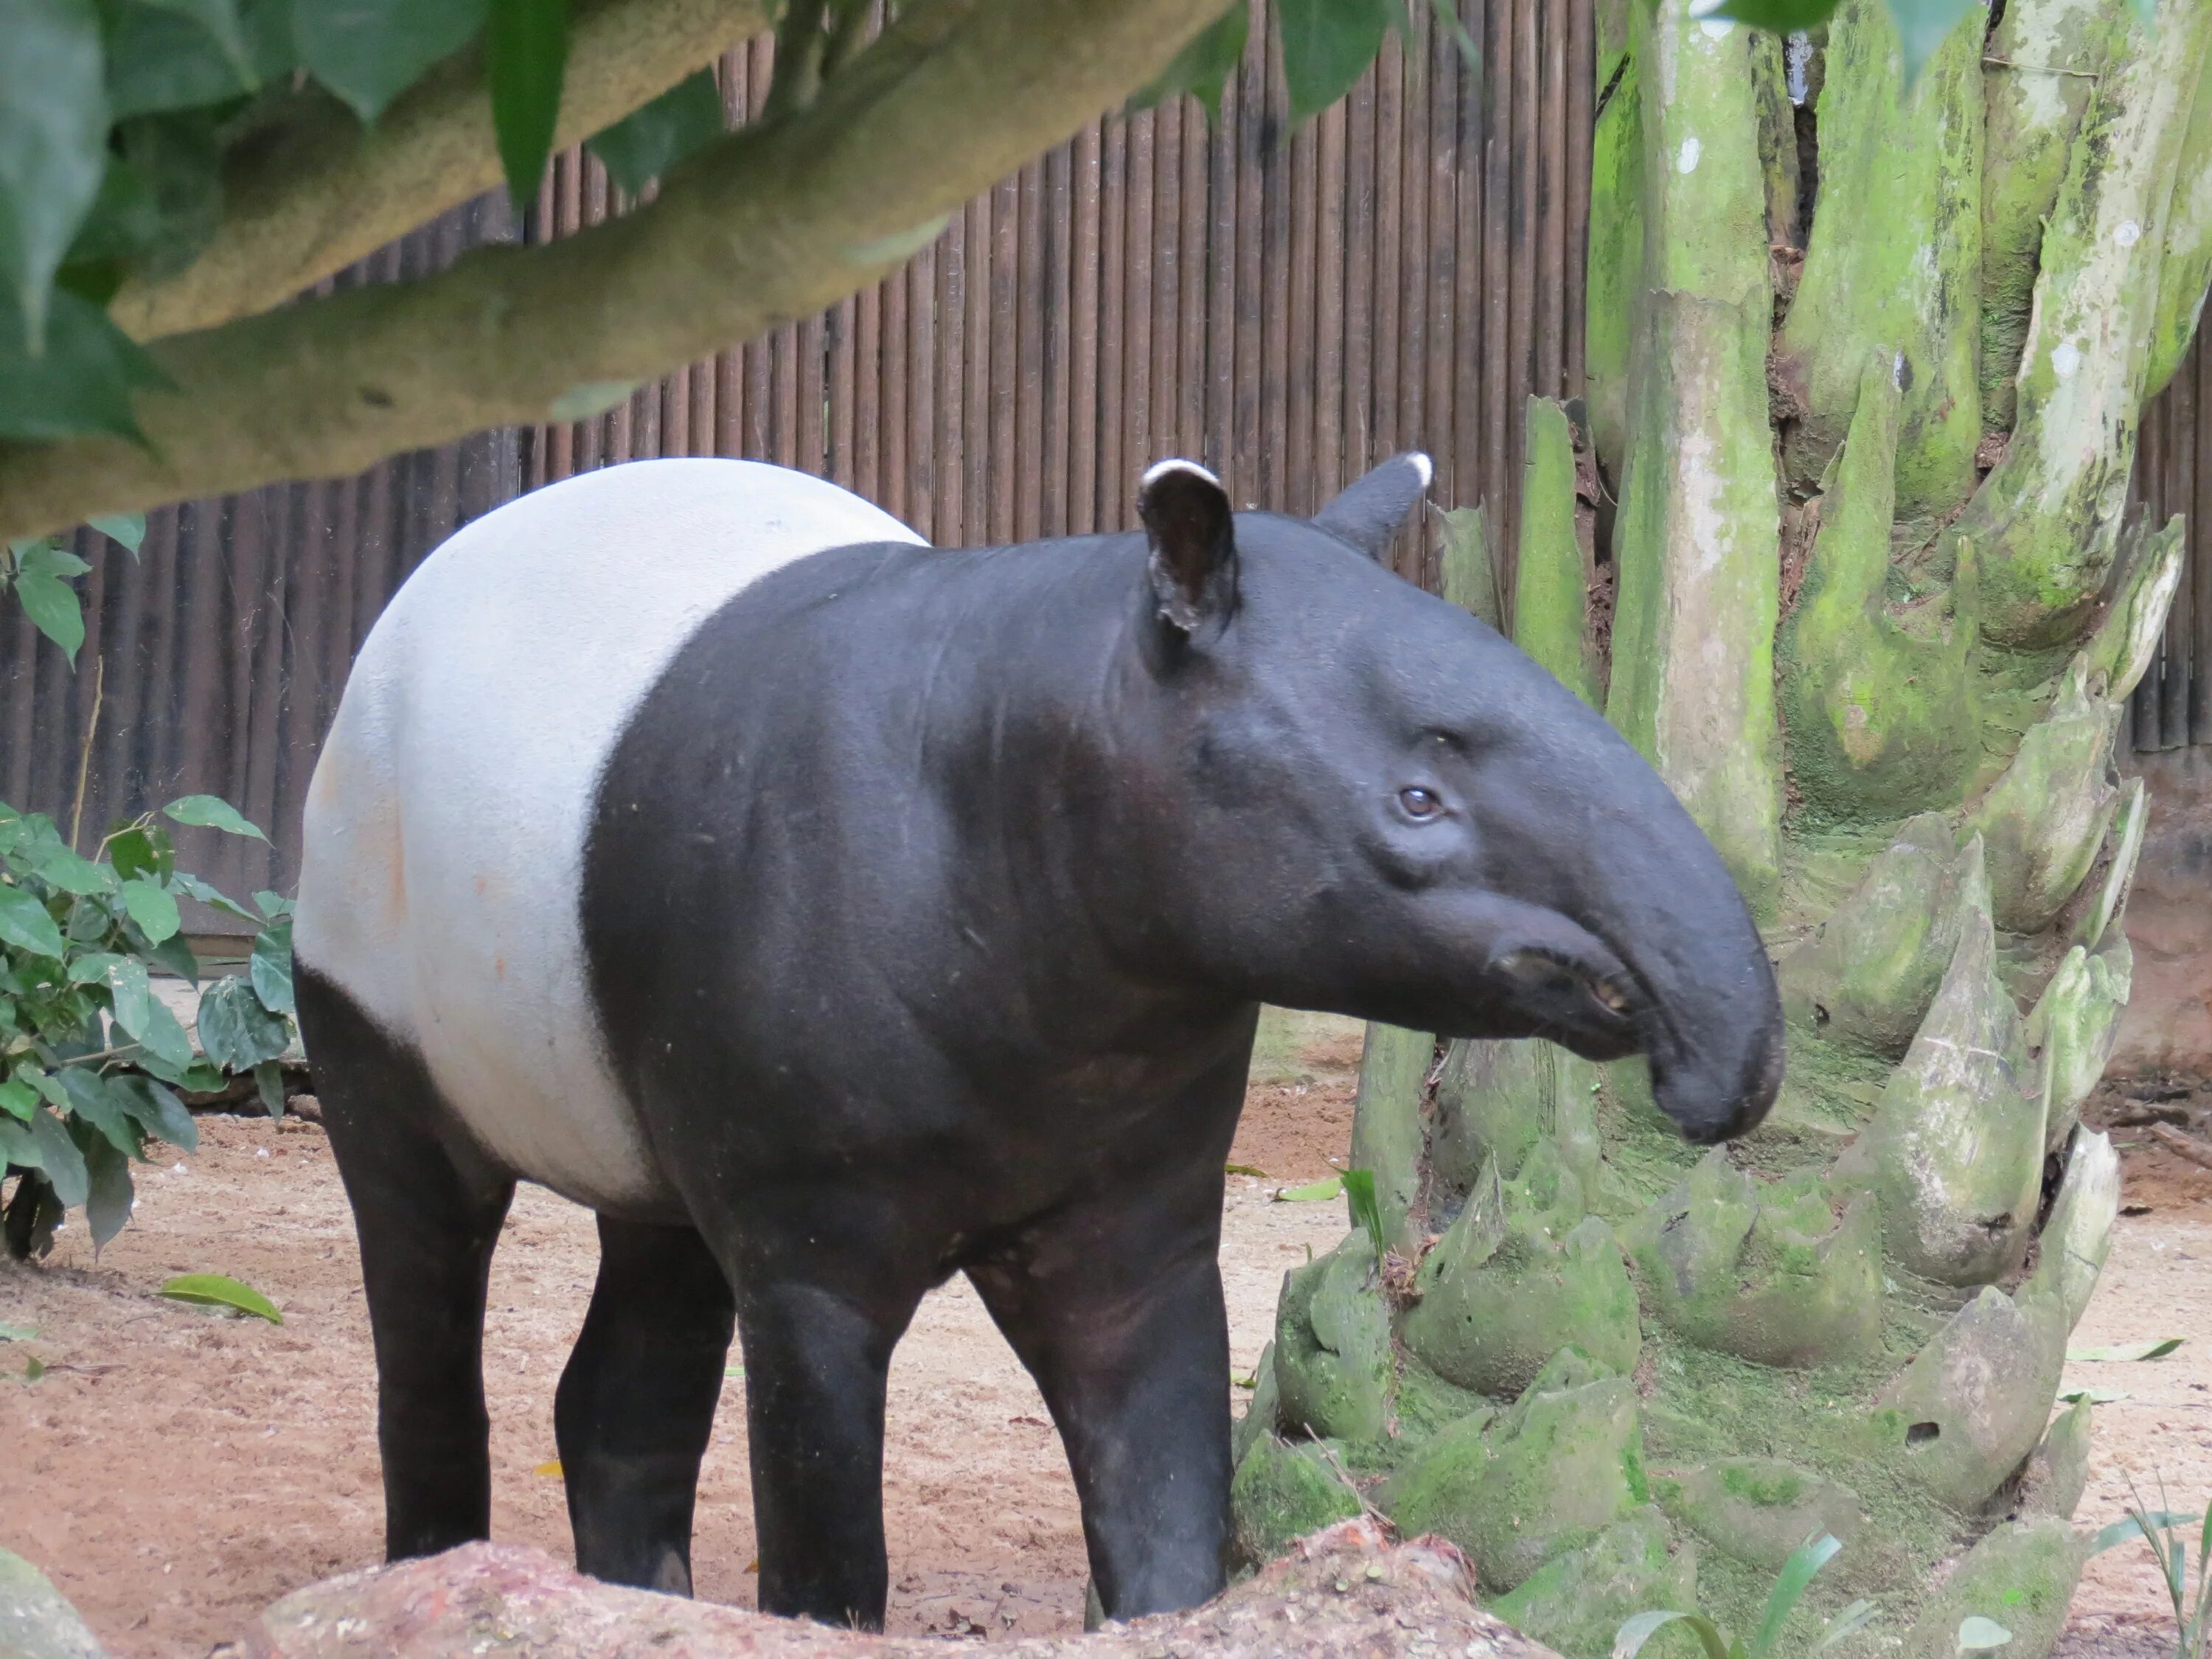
[239,1532,1562,1656]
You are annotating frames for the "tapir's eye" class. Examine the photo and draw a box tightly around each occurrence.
[1398,785,1444,820]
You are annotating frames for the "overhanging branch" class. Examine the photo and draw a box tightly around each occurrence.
[107,0,775,343]
[1,0,1234,543]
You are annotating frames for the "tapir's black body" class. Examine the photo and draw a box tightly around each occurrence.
[299,456,1783,1630]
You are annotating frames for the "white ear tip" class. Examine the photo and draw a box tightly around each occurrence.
[1141,458,1223,490]
[1409,452,1433,488]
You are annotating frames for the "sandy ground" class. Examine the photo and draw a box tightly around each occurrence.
[0,1014,2205,1658]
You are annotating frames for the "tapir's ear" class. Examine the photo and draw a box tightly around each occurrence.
[1138,459,1238,634]
[1312,452,1434,560]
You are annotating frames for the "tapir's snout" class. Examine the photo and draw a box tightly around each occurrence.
[1639,973,1786,1144]
[1580,799,1787,1147]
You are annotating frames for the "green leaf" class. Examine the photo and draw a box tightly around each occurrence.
[197,973,289,1070]
[250,914,293,1015]
[0,287,173,444]
[113,111,226,281]
[293,0,489,124]
[142,928,198,984]
[160,1270,281,1323]
[253,1057,285,1119]
[11,539,88,665]
[1750,1534,1842,1658]
[1613,1610,1733,1659]
[2090,1512,2203,1557]
[1887,0,1976,85]
[2068,1338,2183,1362]
[106,958,195,1069]
[487,0,568,207]
[29,1106,88,1206]
[111,1071,195,1150]
[88,512,145,554]
[252,889,293,919]
[141,0,257,77]
[0,1115,36,1166]
[105,0,254,117]
[162,793,268,840]
[169,872,258,924]
[55,1065,140,1157]
[1705,0,1841,30]
[585,67,723,198]
[0,1075,35,1122]
[106,827,158,881]
[119,876,181,943]
[0,1321,35,1340]
[66,950,120,984]
[1128,3,1248,120]
[1955,1615,2012,1650]
[0,885,66,959]
[1276,1175,1343,1202]
[1343,1166,1386,1257]
[105,951,150,1027]
[1277,0,1393,122]
[32,841,114,897]
[2059,1386,2130,1405]
[21,1064,70,1113]
[82,1128,134,1248]
[16,1354,46,1383]
[0,0,108,348]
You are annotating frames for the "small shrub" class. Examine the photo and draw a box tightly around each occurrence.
[0,795,295,1259]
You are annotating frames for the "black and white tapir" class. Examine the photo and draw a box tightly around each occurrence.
[293,453,1782,1629]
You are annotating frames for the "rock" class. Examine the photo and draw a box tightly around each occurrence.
[240,1523,1562,1658]
[0,1548,107,1659]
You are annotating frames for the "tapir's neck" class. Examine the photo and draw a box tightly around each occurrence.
[830,534,1248,1050]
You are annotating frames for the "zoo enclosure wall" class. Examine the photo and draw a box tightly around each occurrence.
[2,0,2207,924]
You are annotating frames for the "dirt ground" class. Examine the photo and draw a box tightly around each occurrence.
[0,1014,2206,1658]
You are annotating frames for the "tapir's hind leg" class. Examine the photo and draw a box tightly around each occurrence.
[556,1217,735,1593]
[297,968,516,1560]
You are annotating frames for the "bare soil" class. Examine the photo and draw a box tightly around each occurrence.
[0,1018,2205,1658]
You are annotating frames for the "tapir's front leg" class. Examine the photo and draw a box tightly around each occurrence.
[968,1161,1236,1621]
[717,1203,933,1630]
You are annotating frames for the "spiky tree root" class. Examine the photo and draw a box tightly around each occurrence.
[1233,0,2212,1653]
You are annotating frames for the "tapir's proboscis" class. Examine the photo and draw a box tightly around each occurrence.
[293,454,1784,1630]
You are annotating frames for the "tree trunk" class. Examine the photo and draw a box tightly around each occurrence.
[1234,1,2212,1655]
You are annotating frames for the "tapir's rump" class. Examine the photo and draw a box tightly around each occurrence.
[294,459,925,1210]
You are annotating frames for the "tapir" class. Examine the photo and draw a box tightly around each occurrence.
[293,452,1782,1630]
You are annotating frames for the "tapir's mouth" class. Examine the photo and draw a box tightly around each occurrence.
[1486,940,1644,1059]
[1486,931,1783,1145]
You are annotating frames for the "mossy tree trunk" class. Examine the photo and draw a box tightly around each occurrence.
[1234,1,2212,1654]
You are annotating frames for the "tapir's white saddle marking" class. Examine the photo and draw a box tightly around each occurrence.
[295,459,926,1210]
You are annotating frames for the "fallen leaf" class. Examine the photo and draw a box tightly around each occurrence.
[2067,1339,2183,1363]
[535,1459,563,1478]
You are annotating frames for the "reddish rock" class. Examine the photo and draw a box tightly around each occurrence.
[237,1518,1559,1658]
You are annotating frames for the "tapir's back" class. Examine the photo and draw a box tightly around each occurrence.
[295,459,925,1209]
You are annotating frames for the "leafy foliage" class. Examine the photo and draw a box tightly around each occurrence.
[2087,1477,2211,1659]
[0,795,295,1260]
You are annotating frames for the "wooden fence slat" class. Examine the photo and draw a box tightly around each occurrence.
[1069,125,1102,537]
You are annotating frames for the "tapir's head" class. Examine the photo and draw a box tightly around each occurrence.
[1102,454,1782,1145]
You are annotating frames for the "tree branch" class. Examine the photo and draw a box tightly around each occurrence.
[1,0,1234,543]
[105,0,775,344]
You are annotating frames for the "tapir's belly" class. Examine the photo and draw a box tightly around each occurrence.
[294,459,925,1211]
